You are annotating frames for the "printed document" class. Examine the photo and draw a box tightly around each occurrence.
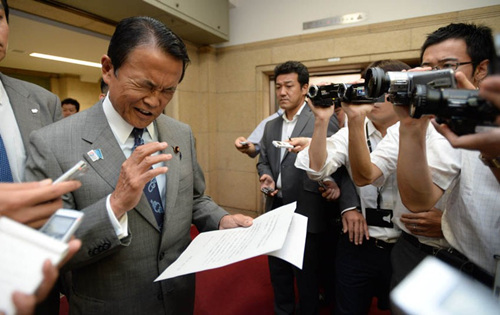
[156,202,307,281]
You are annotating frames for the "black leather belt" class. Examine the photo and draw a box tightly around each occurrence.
[401,231,494,287]
[401,231,440,255]
[366,237,394,250]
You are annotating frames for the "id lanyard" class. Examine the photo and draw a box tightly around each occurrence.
[366,123,383,211]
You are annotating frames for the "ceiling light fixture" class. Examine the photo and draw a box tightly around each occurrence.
[29,52,101,68]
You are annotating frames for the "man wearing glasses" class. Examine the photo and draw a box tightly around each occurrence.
[344,23,495,289]
[396,23,498,289]
[419,23,490,86]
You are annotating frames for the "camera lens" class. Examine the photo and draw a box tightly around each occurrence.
[410,84,443,118]
[307,85,319,99]
[365,67,387,98]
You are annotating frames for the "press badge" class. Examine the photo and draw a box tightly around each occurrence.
[365,208,394,228]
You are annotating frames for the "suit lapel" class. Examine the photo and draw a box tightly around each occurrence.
[2,74,45,151]
[80,103,160,230]
[282,104,311,162]
[155,115,180,232]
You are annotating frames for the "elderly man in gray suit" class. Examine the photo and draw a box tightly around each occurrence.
[0,0,61,184]
[25,16,253,314]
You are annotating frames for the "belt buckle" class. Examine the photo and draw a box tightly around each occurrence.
[374,239,386,250]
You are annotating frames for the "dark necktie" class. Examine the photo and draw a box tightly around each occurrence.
[0,134,13,182]
[132,128,165,230]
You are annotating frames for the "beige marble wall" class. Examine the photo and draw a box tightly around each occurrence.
[208,5,500,217]
[51,75,101,111]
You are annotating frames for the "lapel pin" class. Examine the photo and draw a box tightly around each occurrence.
[87,149,103,162]
[31,108,39,114]
[174,146,182,160]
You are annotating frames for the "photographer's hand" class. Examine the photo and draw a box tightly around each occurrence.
[480,75,500,110]
[306,97,335,121]
[455,71,476,90]
[400,207,444,238]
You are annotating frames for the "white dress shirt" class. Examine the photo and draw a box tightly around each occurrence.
[442,149,500,275]
[370,122,460,248]
[276,103,305,190]
[295,118,400,242]
[102,96,167,238]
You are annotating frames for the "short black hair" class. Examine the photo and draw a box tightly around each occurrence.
[61,98,80,112]
[420,23,495,73]
[107,16,190,83]
[361,59,411,78]
[1,0,9,23]
[100,77,109,94]
[274,61,309,87]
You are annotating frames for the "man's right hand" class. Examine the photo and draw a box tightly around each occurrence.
[110,141,171,219]
[234,136,256,156]
[0,180,82,228]
[342,209,369,245]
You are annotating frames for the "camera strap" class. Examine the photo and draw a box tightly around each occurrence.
[366,123,383,211]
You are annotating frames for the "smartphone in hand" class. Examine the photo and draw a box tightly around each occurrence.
[39,209,84,242]
[53,160,88,184]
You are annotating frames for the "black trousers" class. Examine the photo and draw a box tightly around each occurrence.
[393,232,494,288]
[268,197,339,315]
[334,233,393,315]
[268,232,326,315]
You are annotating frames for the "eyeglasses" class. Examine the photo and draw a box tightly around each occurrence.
[420,60,473,71]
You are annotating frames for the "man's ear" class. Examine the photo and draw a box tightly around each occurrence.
[101,55,114,82]
[474,59,489,86]
[301,83,309,96]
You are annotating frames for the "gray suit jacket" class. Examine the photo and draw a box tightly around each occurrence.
[257,105,341,233]
[0,72,61,167]
[25,101,228,315]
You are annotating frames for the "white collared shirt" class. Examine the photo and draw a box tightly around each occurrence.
[102,96,167,237]
[276,103,306,190]
[0,79,26,182]
[370,122,460,248]
[295,118,400,242]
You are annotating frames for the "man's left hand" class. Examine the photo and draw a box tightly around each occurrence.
[400,207,444,238]
[219,214,253,230]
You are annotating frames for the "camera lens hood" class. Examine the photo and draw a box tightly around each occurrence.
[307,85,320,99]
[365,67,386,98]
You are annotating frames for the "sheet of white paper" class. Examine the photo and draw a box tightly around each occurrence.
[268,213,308,269]
[155,202,297,281]
[0,217,68,315]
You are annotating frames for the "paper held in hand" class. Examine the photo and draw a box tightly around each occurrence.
[155,202,307,281]
[0,216,70,315]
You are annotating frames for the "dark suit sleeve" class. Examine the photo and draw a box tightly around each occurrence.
[331,165,360,212]
[256,121,274,179]
[188,128,228,232]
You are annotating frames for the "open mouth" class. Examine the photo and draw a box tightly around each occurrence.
[135,108,153,116]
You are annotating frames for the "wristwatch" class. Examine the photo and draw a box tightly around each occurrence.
[479,154,500,168]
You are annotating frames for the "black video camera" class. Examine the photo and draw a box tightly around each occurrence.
[410,85,499,135]
[307,83,379,108]
[365,67,457,105]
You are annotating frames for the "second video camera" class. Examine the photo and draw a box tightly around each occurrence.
[410,85,499,135]
[365,67,457,105]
